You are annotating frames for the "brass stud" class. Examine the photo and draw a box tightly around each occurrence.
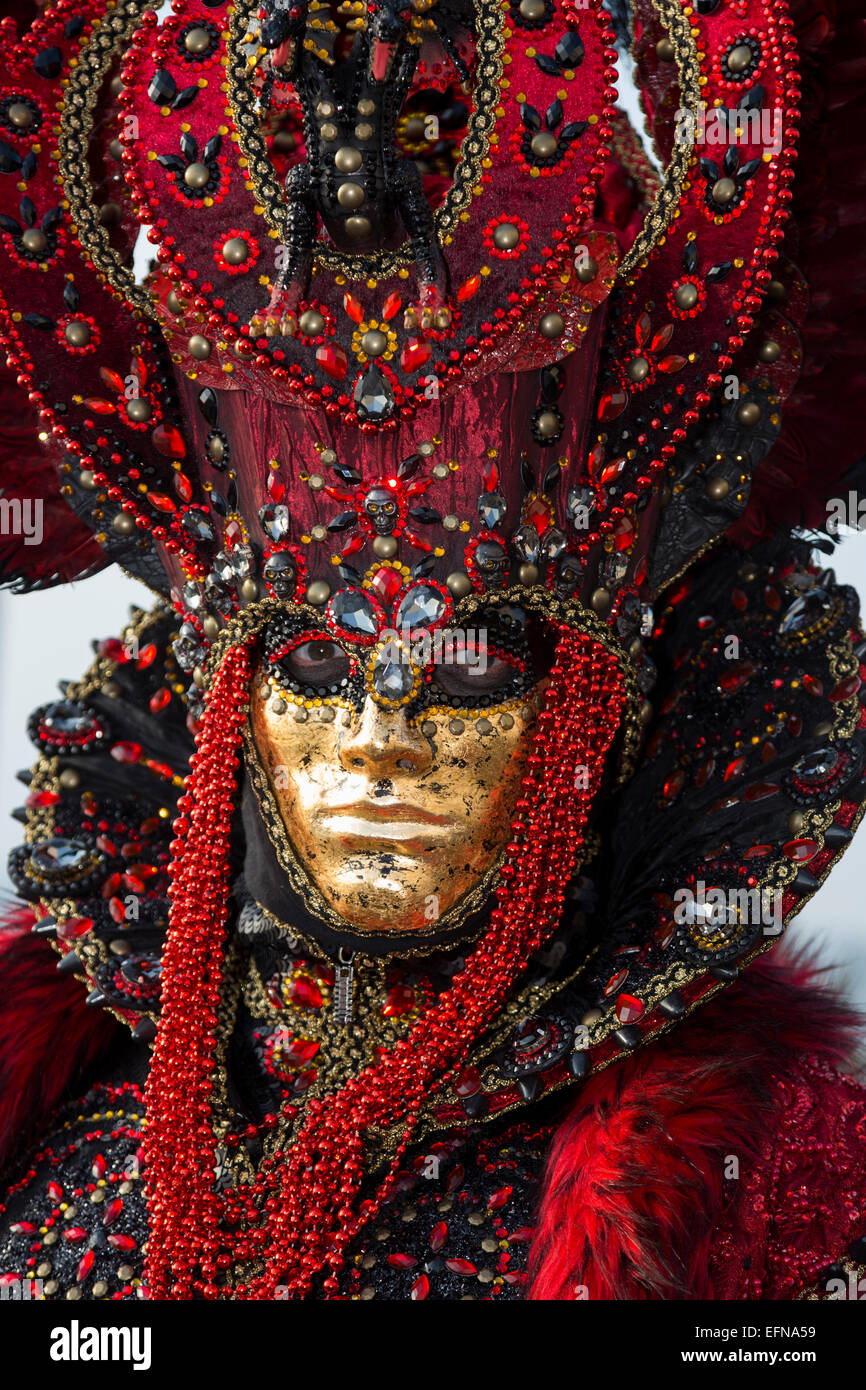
[726,43,753,74]
[530,131,557,159]
[758,339,781,363]
[446,571,472,597]
[299,309,326,336]
[575,256,598,284]
[519,0,546,18]
[627,356,650,383]
[125,398,151,423]
[306,579,331,605]
[21,228,47,254]
[655,38,675,62]
[7,102,35,129]
[221,236,249,265]
[64,320,91,347]
[183,162,211,190]
[737,401,761,426]
[112,513,135,536]
[493,222,520,250]
[539,311,564,339]
[518,563,540,584]
[361,329,387,357]
[354,122,374,141]
[373,535,397,558]
[337,180,365,210]
[320,122,339,142]
[674,282,699,310]
[188,334,212,359]
[345,215,372,239]
[711,177,736,205]
[706,476,730,500]
[334,146,363,173]
[184,26,212,54]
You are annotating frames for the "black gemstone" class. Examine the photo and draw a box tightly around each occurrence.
[148,68,178,105]
[33,47,63,79]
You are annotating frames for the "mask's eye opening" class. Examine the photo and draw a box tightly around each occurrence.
[267,638,354,696]
[427,608,557,705]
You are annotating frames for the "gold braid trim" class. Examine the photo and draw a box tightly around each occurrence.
[619,0,702,280]
[57,0,158,317]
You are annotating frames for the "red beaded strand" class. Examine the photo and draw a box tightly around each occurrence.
[143,626,627,1299]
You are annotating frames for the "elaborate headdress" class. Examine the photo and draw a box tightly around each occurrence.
[2,0,865,1297]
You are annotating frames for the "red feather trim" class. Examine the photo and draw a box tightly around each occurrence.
[732,0,866,544]
[528,954,864,1300]
[0,362,108,591]
[0,904,120,1176]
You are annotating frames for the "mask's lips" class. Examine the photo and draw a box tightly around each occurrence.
[369,38,396,83]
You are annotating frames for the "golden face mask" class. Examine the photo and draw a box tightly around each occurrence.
[246,605,549,934]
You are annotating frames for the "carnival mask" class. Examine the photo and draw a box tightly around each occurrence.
[248,605,550,932]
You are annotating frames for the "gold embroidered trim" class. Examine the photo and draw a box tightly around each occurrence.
[57,0,158,317]
[225,0,505,281]
[619,0,702,279]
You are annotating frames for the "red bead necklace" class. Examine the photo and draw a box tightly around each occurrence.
[143,626,627,1298]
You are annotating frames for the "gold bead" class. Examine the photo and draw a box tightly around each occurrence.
[656,38,675,61]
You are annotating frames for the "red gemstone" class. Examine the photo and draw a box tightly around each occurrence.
[99,367,125,394]
[173,472,193,503]
[25,790,60,808]
[410,1274,430,1300]
[744,782,779,801]
[598,389,627,421]
[487,1185,513,1210]
[103,1198,123,1226]
[47,1182,63,1202]
[457,275,481,302]
[148,492,176,513]
[719,661,755,693]
[107,1234,137,1251]
[662,770,684,802]
[783,838,819,862]
[743,844,772,859]
[316,344,348,380]
[524,495,552,535]
[724,756,746,782]
[615,993,644,1025]
[386,1253,417,1269]
[382,292,402,320]
[444,1259,477,1276]
[401,338,431,372]
[829,675,861,702]
[284,1036,320,1066]
[286,975,323,1010]
[604,968,629,997]
[369,566,404,606]
[62,1227,87,1243]
[802,674,823,697]
[343,293,364,323]
[111,742,142,764]
[267,470,286,502]
[454,1066,481,1099]
[56,916,93,941]
[83,397,116,415]
[152,424,186,459]
[382,984,416,1017]
[429,1221,448,1252]
[76,1250,95,1283]
[150,687,171,714]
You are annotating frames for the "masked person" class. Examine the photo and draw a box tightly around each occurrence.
[0,0,865,1302]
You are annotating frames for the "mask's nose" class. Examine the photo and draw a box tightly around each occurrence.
[338,696,433,777]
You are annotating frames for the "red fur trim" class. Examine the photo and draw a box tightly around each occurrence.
[528,955,864,1300]
[0,904,120,1175]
